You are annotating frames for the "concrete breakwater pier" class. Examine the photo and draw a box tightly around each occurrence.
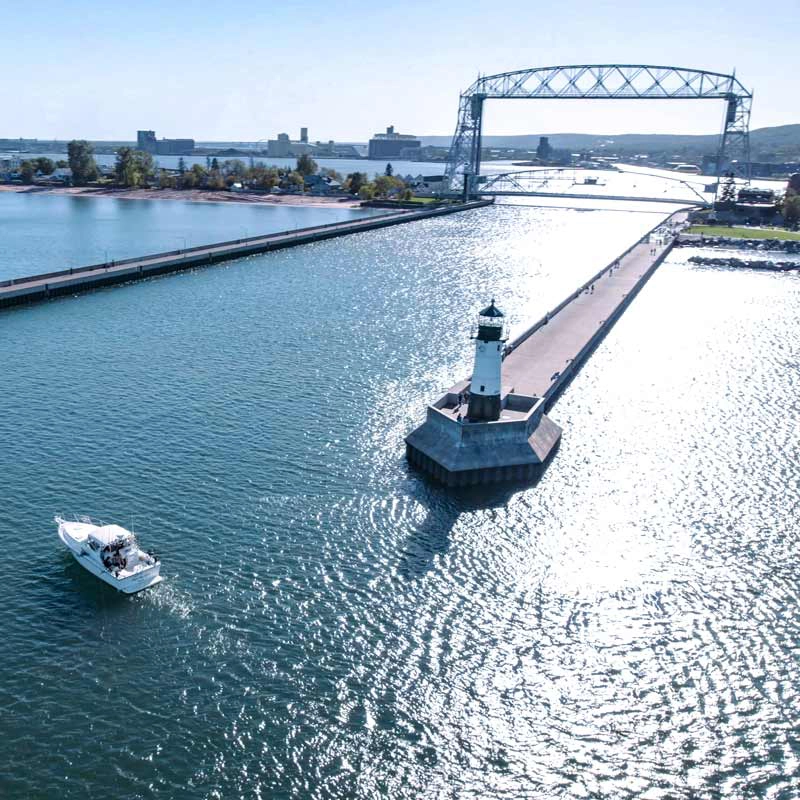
[406,209,689,486]
[0,200,492,309]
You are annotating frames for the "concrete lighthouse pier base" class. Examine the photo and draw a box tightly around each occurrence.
[405,387,562,487]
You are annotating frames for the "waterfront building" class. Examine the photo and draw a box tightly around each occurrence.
[156,138,195,155]
[536,136,551,160]
[136,130,195,155]
[36,167,72,185]
[0,154,21,179]
[412,174,448,197]
[368,126,421,159]
[267,133,291,157]
[137,130,157,152]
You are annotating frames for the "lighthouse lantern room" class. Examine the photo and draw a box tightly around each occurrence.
[467,299,506,421]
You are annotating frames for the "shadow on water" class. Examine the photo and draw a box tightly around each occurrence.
[397,463,549,580]
[60,558,135,611]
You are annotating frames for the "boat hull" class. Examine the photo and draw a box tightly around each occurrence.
[57,522,162,594]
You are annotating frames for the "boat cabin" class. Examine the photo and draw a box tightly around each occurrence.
[87,525,134,571]
[87,524,132,551]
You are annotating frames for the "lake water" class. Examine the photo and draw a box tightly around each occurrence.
[1,199,799,799]
[0,192,380,281]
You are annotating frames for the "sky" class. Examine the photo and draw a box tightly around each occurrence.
[1,0,797,142]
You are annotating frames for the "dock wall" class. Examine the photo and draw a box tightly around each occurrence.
[0,200,493,310]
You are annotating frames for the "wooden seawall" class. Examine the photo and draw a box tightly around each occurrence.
[0,200,492,309]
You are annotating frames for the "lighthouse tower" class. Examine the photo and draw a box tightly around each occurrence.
[467,299,506,421]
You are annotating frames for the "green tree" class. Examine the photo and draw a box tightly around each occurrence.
[221,159,246,178]
[249,165,279,190]
[178,157,186,176]
[158,169,177,189]
[296,154,317,177]
[67,140,98,185]
[385,162,393,176]
[135,150,154,184]
[180,170,197,189]
[286,170,305,190]
[20,160,36,184]
[34,157,55,175]
[373,175,404,198]
[320,167,343,182]
[345,172,366,195]
[211,157,219,171]
[208,173,226,190]
[181,164,207,189]
[55,160,68,168]
[115,147,154,187]
[784,192,800,229]
[358,183,375,201]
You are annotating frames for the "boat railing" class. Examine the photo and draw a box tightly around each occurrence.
[56,512,107,528]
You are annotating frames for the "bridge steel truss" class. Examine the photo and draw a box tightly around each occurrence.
[443,65,753,198]
[477,168,710,206]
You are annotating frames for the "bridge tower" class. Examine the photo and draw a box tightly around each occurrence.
[467,299,506,421]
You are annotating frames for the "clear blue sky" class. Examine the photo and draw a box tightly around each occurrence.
[1,0,795,141]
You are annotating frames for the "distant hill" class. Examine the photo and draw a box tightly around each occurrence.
[420,124,800,161]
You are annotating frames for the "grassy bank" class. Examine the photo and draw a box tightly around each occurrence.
[688,225,800,241]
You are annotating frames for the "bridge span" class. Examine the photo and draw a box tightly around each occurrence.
[475,167,710,206]
[441,63,753,201]
[480,190,700,206]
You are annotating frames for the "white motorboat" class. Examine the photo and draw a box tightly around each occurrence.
[55,515,162,593]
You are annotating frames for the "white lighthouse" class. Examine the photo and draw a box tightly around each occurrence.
[467,299,506,421]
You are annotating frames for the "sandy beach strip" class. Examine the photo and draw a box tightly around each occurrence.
[0,184,362,208]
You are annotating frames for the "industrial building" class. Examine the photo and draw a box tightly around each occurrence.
[136,130,195,156]
[267,129,314,157]
[368,126,421,159]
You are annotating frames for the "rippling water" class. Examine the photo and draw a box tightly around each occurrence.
[1,201,799,799]
[0,192,379,281]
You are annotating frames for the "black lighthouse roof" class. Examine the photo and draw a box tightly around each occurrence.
[479,299,504,318]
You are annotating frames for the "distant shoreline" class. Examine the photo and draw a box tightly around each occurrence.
[0,184,362,209]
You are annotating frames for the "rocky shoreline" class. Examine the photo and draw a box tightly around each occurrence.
[687,254,800,272]
[677,233,800,254]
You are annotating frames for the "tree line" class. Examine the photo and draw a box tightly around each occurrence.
[17,141,415,200]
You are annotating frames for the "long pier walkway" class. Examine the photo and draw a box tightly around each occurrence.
[503,209,689,404]
[0,200,492,309]
[405,208,690,486]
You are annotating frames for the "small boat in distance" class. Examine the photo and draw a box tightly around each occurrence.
[56,515,162,593]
